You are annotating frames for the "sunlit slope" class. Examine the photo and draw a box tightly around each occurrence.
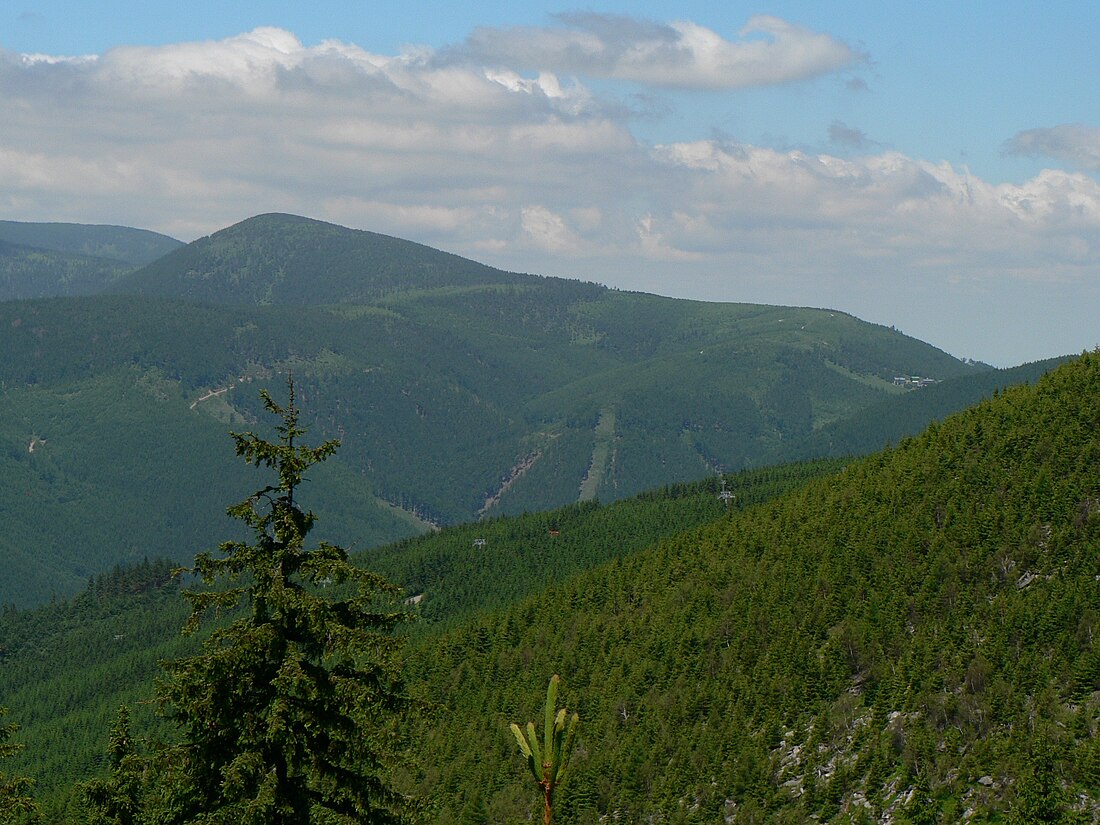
[408,352,1100,822]
[6,352,1099,820]
[0,460,842,808]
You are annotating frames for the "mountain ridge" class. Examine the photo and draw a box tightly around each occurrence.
[0,220,181,267]
[0,212,1050,610]
[406,350,1100,821]
[0,220,182,301]
[109,212,544,305]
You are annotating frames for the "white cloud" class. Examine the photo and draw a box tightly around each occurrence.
[322,198,485,234]
[454,13,860,89]
[521,205,586,253]
[2,27,1096,277]
[644,140,1100,271]
[636,214,704,261]
[0,26,1098,364]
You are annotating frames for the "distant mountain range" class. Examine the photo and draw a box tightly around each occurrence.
[0,213,1064,606]
[0,220,182,300]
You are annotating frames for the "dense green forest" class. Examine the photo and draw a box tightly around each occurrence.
[0,221,181,268]
[108,213,525,305]
[4,352,1100,822]
[0,364,422,604]
[1,214,1044,608]
[0,457,842,816]
[0,221,181,301]
[0,240,134,302]
[765,355,1070,464]
[402,351,1100,823]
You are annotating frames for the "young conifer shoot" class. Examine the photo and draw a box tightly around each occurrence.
[510,674,579,825]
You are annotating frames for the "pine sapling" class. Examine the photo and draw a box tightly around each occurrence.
[510,675,579,825]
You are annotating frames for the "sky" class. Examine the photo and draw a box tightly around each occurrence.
[3,2,1099,366]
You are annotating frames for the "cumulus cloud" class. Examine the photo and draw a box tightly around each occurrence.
[0,27,626,238]
[1005,124,1100,171]
[521,205,587,252]
[2,26,1096,271]
[0,25,1098,363]
[645,140,1100,271]
[452,13,860,89]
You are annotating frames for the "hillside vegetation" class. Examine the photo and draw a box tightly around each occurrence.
[0,459,841,812]
[1,214,1019,606]
[766,355,1070,465]
[0,362,422,604]
[403,351,1100,823]
[0,221,181,267]
[0,221,181,300]
[4,351,1099,823]
[109,213,520,305]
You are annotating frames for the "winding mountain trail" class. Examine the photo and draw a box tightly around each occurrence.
[189,385,232,410]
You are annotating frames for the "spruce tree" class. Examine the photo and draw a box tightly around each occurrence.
[456,790,489,825]
[81,707,144,825]
[0,707,38,824]
[900,770,939,825]
[156,379,411,824]
[1010,742,1073,824]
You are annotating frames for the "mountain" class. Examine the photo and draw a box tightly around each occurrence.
[109,213,524,305]
[5,351,1100,822]
[0,213,1040,608]
[406,351,1100,822]
[763,355,1072,464]
[0,220,182,301]
[0,364,422,605]
[0,221,181,267]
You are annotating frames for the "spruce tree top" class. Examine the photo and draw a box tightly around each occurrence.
[158,377,411,824]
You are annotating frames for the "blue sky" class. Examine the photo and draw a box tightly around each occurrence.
[3,2,1099,365]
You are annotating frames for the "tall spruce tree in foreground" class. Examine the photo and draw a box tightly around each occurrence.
[157,379,410,824]
[0,707,38,824]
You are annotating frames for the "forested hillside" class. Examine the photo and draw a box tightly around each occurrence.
[403,351,1100,822]
[0,240,134,302]
[0,359,423,605]
[0,221,181,267]
[0,459,841,815]
[765,355,1070,464]
[5,352,1099,823]
[1,213,1020,607]
[109,213,524,305]
[0,221,181,300]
